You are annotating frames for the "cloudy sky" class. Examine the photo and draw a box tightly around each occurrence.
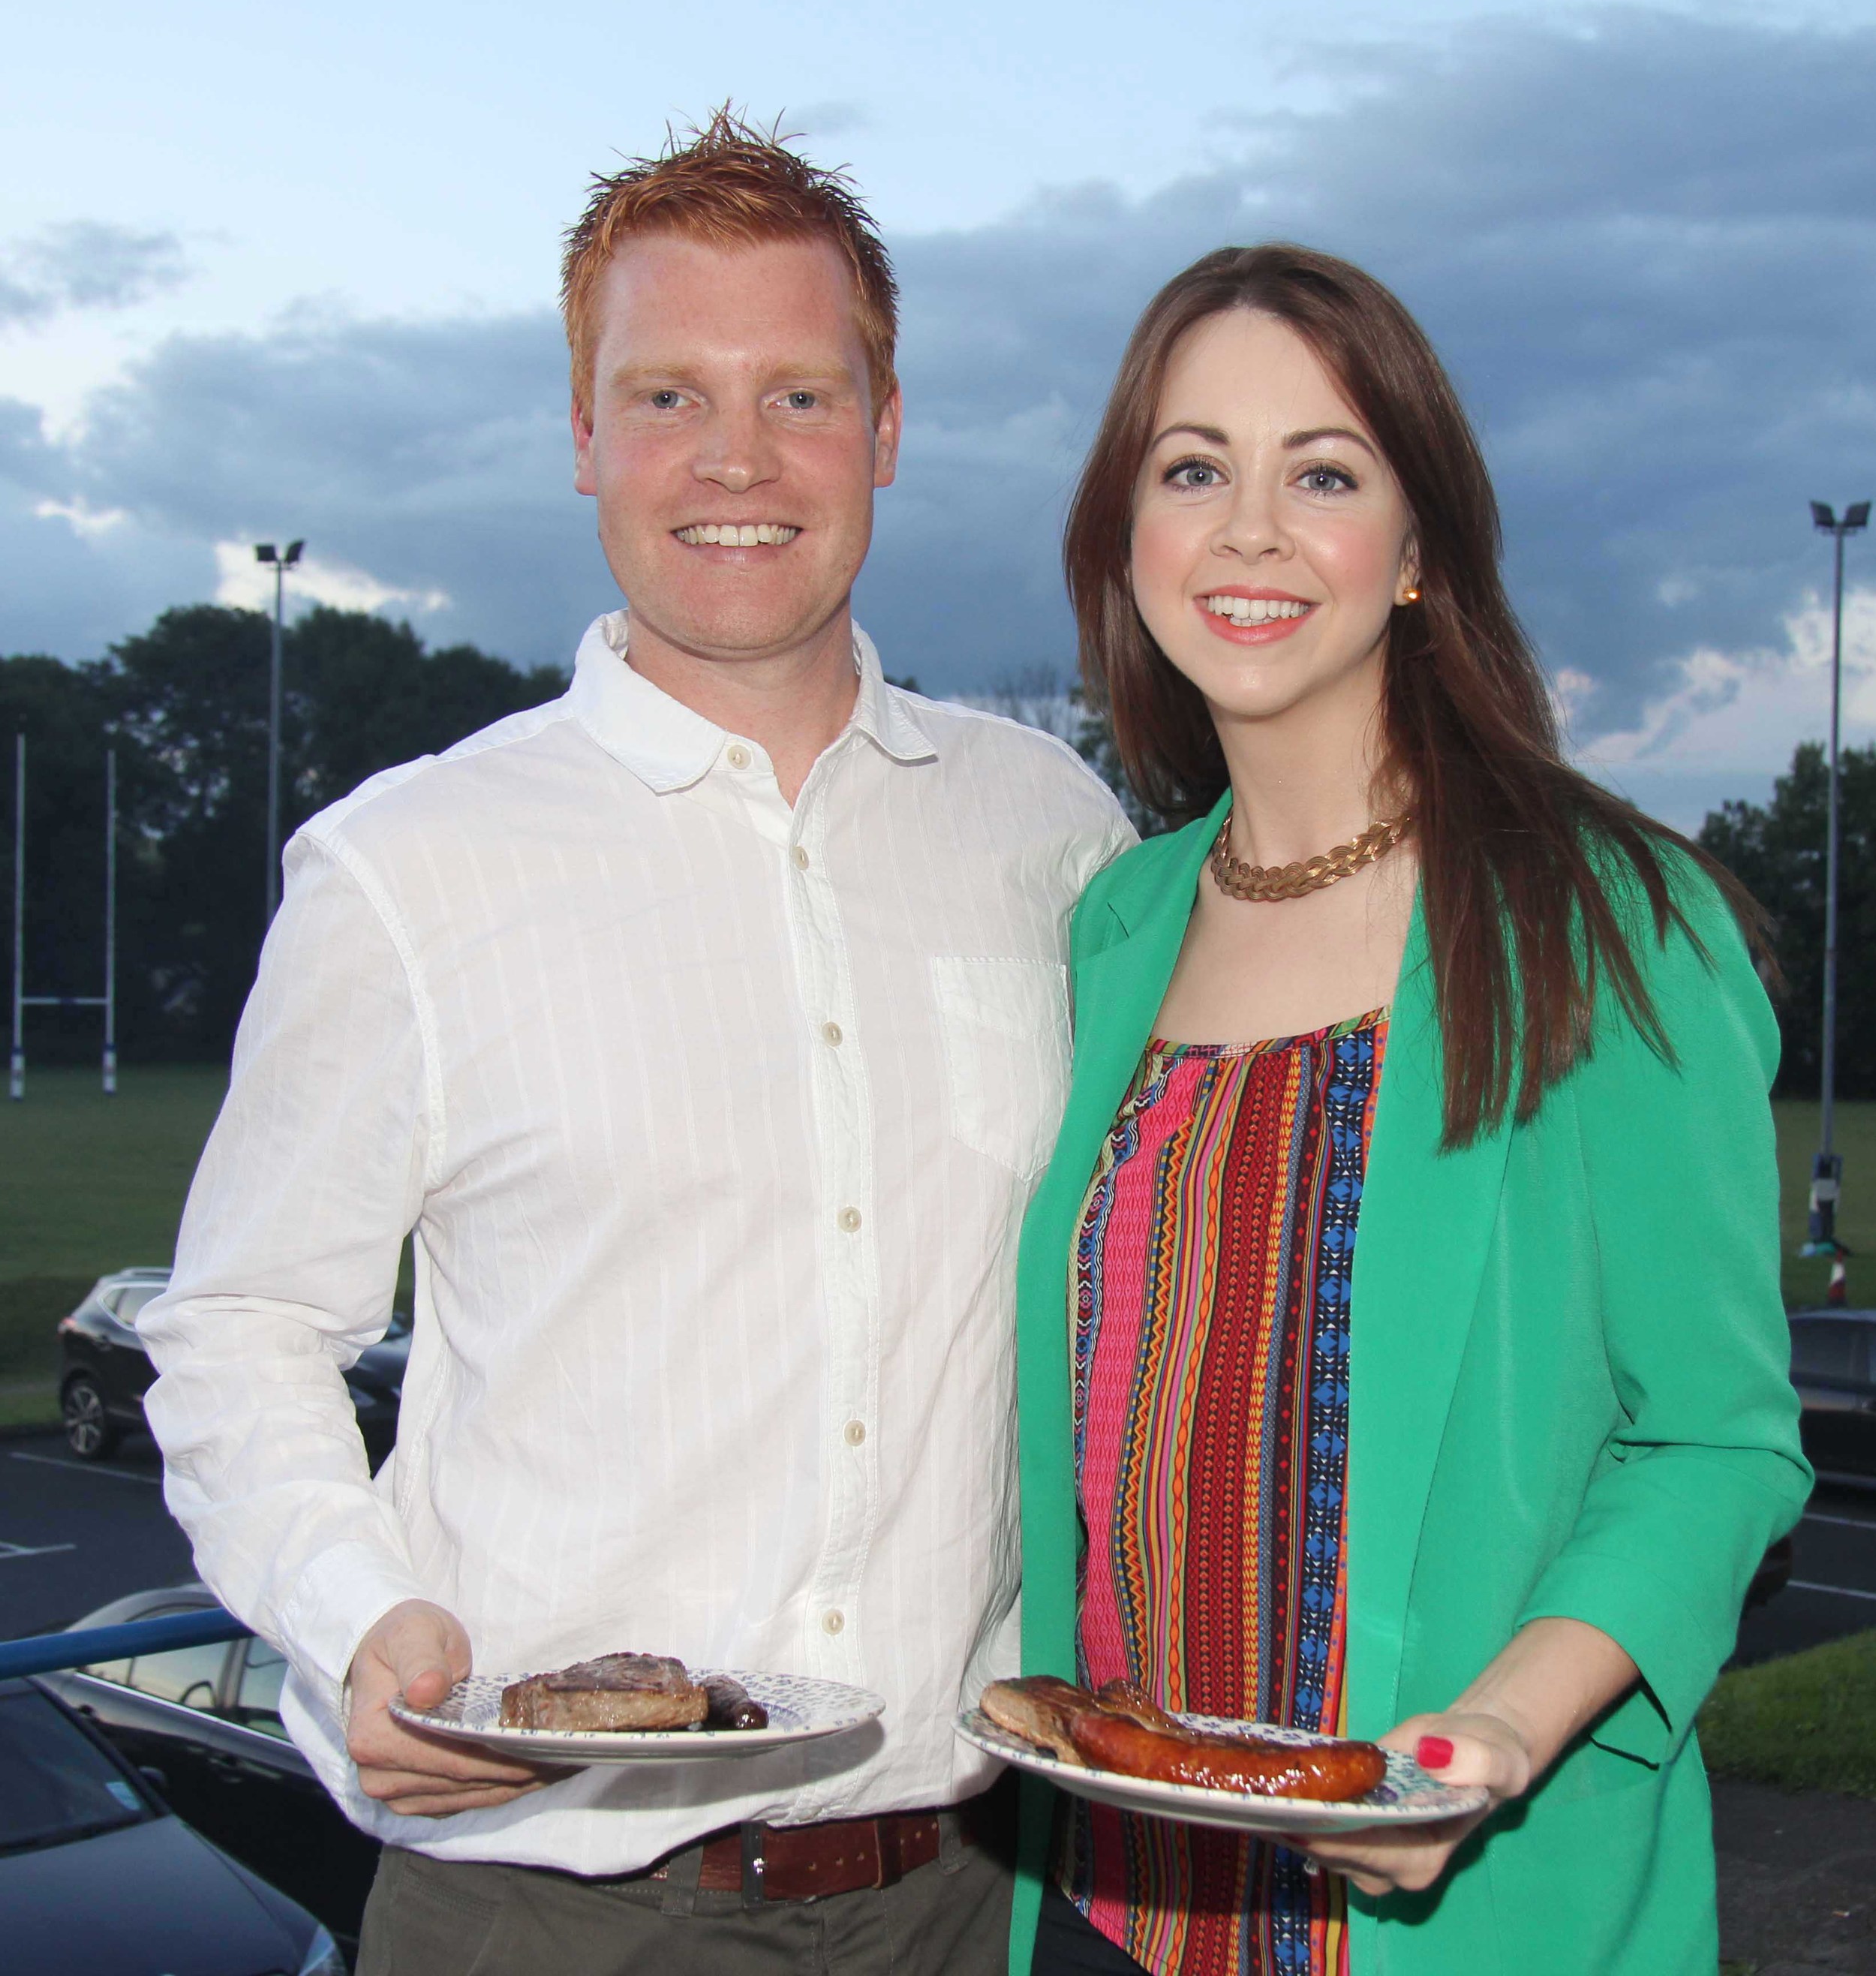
[2,0,1872,827]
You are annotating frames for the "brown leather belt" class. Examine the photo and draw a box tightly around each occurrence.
[650,1792,994,1902]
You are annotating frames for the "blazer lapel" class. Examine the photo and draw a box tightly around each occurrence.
[1037,803,1224,1228]
[1345,899,1512,1731]
[1018,803,1221,1676]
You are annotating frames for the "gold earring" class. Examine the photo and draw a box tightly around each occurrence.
[1402,587,1421,603]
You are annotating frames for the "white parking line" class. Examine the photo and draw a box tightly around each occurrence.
[1788,1578,1876,1603]
[8,1451,161,1487]
[0,1538,77,1559]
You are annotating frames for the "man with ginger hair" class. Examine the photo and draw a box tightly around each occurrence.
[138,112,1130,1973]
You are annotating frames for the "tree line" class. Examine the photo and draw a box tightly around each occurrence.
[1699,740,1876,1100]
[3,606,564,1063]
[3,603,1867,1093]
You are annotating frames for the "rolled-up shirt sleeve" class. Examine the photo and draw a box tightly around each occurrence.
[139,829,434,1718]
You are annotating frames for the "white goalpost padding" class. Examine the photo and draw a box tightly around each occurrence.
[9,734,117,1099]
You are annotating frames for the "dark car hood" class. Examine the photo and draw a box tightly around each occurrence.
[351,1329,410,1390]
[0,1813,305,1974]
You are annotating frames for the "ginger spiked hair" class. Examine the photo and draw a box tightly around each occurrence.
[561,107,900,423]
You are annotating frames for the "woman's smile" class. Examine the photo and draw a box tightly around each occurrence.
[1195,587,1317,645]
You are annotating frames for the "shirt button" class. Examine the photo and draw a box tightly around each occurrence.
[791,845,810,871]
[822,1609,846,1636]
[843,1419,866,1447]
[725,744,751,770]
[821,1021,843,1047]
[837,1206,862,1233]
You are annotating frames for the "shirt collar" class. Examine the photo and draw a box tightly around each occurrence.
[567,608,937,792]
[849,624,939,767]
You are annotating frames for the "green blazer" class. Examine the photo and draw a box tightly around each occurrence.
[1011,796,1811,1976]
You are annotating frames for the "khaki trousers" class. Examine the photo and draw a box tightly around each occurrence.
[356,1811,1015,1976]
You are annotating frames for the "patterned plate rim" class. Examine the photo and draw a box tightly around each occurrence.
[392,1669,885,1749]
[956,1709,1490,1825]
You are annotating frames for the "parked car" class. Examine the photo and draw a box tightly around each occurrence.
[1789,1308,1876,1482]
[58,1269,409,1466]
[38,1584,381,1954]
[1,1672,343,1974]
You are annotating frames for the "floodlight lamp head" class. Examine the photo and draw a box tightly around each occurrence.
[254,542,278,564]
[1847,502,1871,534]
[1811,502,1837,531]
[284,540,305,566]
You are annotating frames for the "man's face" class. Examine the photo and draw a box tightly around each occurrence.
[573,233,900,666]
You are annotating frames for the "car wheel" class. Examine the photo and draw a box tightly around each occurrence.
[62,1375,119,1460]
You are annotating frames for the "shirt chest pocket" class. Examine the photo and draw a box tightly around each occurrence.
[930,956,1072,1180]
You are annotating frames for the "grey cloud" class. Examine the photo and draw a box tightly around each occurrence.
[59,308,609,665]
[0,222,190,326]
[861,11,1876,714]
[6,11,1874,736]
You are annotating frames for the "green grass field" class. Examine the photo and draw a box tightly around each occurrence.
[1,1066,226,1425]
[1700,1628,1876,1800]
[4,1070,1874,1429]
[1771,1097,1876,1308]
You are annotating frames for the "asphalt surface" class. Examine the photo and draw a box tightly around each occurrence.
[1,1426,197,1638]
[5,1423,1876,1663]
[1715,1778,1876,1973]
[1733,1478,1876,1668]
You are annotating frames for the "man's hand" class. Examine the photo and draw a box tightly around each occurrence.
[344,1599,565,1817]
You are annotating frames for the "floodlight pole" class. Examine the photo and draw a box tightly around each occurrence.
[1808,499,1870,1252]
[103,747,117,1096]
[9,734,22,1102]
[254,539,304,924]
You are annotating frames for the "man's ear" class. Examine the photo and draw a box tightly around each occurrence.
[872,385,903,492]
[572,399,597,498]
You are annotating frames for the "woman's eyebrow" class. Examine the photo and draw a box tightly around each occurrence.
[1284,425,1378,458]
[1150,422,1231,450]
[1148,421,1380,458]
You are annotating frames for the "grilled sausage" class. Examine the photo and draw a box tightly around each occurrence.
[701,1675,768,1731]
[1066,1708,1387,1801]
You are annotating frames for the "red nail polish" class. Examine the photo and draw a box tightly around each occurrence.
[1417,1735,1454,1770]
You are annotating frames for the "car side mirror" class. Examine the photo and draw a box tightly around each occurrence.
[138,1765,169,1794]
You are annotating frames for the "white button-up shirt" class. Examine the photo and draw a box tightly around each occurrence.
[140,611,1131,1872]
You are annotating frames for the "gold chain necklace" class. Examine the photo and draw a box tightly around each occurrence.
[1208,813,1413,903]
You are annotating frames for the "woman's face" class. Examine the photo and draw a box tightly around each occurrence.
[1130,309,1418,732]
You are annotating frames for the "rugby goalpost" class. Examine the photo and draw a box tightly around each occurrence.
[9,732,117,1099]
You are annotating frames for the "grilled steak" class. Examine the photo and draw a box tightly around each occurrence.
[979,1675,1096,1764]
[498,1652,708,1731]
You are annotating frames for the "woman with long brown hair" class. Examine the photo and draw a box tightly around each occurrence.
[1008,246,1808,1976]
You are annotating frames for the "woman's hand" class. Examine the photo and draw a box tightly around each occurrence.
[1276,1618,1637,1897]
[1276,1710,1532,1896]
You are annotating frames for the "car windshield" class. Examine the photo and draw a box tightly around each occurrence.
[113,1283,167,1326]
[0,1689,150,1856]
[1791,1320,1868,1382]
[233,1638,290,1740]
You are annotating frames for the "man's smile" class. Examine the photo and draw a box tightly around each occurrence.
[672,522,801,546]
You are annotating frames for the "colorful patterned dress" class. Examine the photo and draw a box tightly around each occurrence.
[1056,1008,1387,1976]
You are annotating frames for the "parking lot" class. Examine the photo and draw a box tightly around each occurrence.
[1,1428,197,1639]
[5,1420,1874,1666]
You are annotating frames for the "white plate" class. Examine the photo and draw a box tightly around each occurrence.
[393,1671,884,1764]
[957,1709,1490,1833]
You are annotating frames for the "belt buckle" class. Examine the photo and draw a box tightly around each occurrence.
[740,1823,767,1911]
[873,1816,902,1890]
